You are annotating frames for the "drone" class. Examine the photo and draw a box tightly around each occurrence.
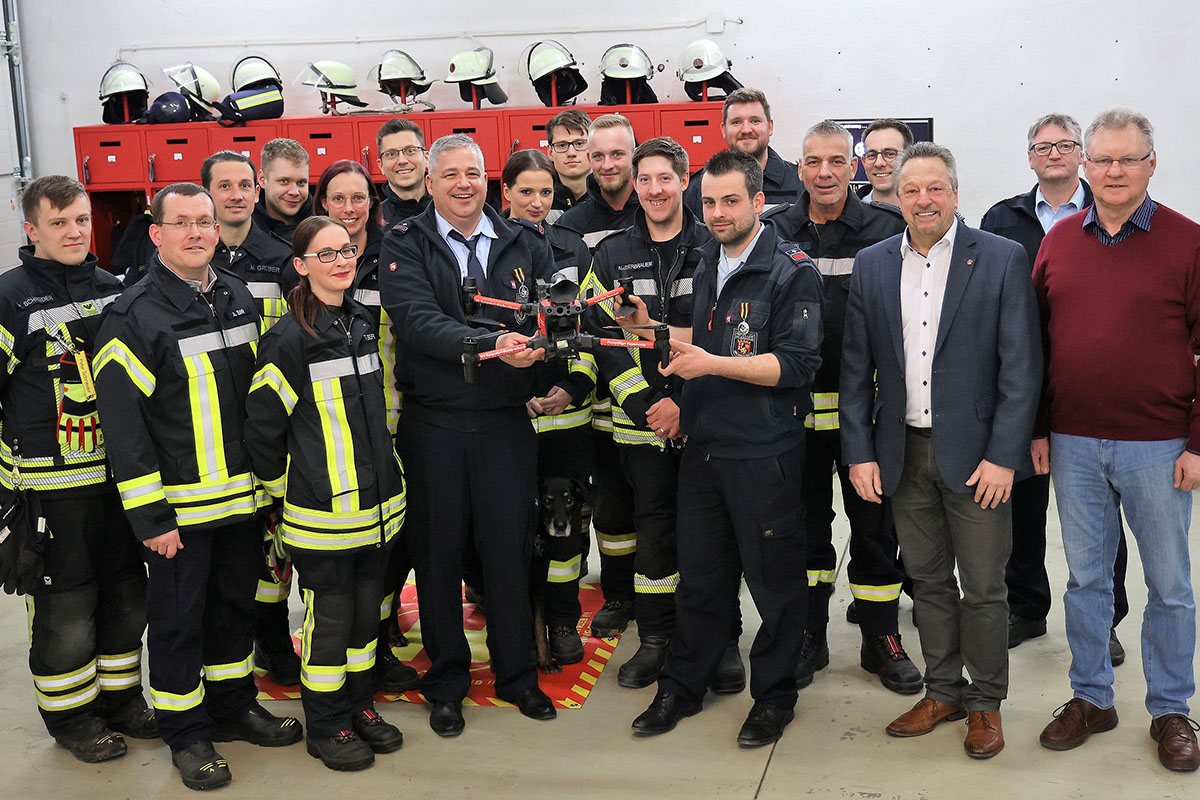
[460,268,670,384]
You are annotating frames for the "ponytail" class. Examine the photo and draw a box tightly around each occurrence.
[288,215,348,337]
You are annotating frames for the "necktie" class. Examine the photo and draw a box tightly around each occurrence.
[448,230,486,284]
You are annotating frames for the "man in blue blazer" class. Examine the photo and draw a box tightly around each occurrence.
[840,142,1042,760]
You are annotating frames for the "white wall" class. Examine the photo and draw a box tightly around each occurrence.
[16,0,1200,223]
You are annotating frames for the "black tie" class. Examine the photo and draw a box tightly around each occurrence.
[448,231,486,284]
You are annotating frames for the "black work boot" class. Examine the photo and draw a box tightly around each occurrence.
[618,634,670,688]
[709,640,746,694]
[590,599,635,638]
[353,708,403,753]
[254,638,301,686]
[795,629,830,689]
[306,730,375,772]
[375,646,420,692]
[213,703,303,747]
[171,740,231,790]
[53,715,127,764]
[549,625,585,665]
[860,633,923,694]
[104,693,159,739]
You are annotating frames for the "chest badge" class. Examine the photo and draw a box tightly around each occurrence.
[513,269,530,324]
[731,301,755,355]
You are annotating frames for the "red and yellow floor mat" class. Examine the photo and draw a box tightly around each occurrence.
[256,581,619,709]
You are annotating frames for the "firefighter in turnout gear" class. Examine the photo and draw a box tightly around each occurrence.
[761,120,920,694]
[245,216,406,772]
[200,151,302,688]
[581,138,740,690]
[94,183,302,792]
[0,177,154,763]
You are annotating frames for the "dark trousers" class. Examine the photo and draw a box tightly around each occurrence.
[591,431,635,602]
[802,428,906,635]
[31,490,147,737]
[1006,473,1130,627]
[144,517,260,750]
[291,546,388,737]
[891,429,1010,711]
[618,443,681,635]
[660,442,807,708]
[397,412,539,702]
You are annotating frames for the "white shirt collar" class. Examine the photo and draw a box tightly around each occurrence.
[434,209,496,243]
[901,217,958,260]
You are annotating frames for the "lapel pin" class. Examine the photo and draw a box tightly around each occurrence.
[966,259,975,266]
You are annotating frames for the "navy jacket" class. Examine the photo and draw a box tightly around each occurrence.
[682,221,823,459]
[840,223,1042,495]
[979,180,1093,268]
[684,147,802,217]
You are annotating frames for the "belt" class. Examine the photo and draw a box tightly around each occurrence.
[905,425,933,437]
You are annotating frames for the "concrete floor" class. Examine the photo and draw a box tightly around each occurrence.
[1,484,1198,799]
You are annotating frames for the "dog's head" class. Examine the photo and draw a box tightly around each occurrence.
[538,477,586,538]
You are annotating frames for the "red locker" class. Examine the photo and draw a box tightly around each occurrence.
[144,127,210,184]
[209,121,281,171]
[506,111,557,153]
[659,107,725,168]
[75,128,145,187]
[615,109,657,148]
[427,113,503,173]
[283,119,357,180]
[355,115,430,180]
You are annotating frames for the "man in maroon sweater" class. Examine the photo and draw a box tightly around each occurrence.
[1033,108,1200,773]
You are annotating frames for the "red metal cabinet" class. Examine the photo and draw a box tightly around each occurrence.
[209,121,280,171]
[427,113,503,173]
[143,128,210,184]
[506,111,557,153]
[283,120,356,179]
[75,129,145,187]
[659,107,725,167]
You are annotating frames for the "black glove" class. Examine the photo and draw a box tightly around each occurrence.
[0,491,46,596]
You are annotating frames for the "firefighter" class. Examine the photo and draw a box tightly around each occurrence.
[0,176,154,762]
[94,182,302,791]
[245,215,406,771]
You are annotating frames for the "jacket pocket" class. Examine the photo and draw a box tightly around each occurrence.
[975,396,995,420]
[797,301,821,350]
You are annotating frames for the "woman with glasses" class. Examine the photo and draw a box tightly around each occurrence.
[501,148,595,668]
[245,215,406,772]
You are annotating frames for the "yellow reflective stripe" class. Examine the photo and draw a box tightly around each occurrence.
[94,338,155,396]
[0,322,16,372]
[570,352,599,381]
[609,366,650,408]
[596,530,636,556]
[807,569,836,587]
[250,363,299,414]
[97,649,141,668]
[239,88,283,109]
[118,472,166,509]
[255,578,290,602]
[162,473,258,527]
[33,659,97,691]
[36,682,100,711]
[97,649,142,689]
[345,641,377,673]
[532,405,592,434]
[311,377,357,514]
[151,682,204,711]
[98,669,142,690]
[379,592,394,622]
[811,392,838,410]
[300,588,347,691]
[849,582,904,602]
[203,654,254,682]
[804,411,840,431]
[547,554,582,583]
[260,472,286,498]
[183,353,227,478]
[634,572,679,594]
[380,308,401,432]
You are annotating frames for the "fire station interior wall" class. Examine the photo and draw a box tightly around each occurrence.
[15,0,1197,225]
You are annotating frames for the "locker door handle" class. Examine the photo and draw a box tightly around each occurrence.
[361,145,370,169]
[148,153,156,183]
[82,156,91,184]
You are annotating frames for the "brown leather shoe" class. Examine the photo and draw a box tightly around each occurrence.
[886,697,967,737]
[964,711,1004,759]
[1039,698,1118,751]
[1149,714,1200,772]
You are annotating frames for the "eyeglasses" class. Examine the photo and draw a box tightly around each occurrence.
[380,146,425,161]
[303,244,359,263]
[550,139,589,153]
[156,219,216,232]
[1029,140,1081,157]
[326,193,369,207]
[862,148,900,163]
[1085,150,1154,169]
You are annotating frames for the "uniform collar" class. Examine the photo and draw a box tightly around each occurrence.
[149,254,221,312]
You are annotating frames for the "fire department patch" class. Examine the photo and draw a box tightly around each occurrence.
[731,331,758,356]
[388,262,398,272]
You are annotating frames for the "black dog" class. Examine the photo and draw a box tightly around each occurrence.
[531,476,588,673]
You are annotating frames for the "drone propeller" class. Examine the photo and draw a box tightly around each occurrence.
[601,323,667,331]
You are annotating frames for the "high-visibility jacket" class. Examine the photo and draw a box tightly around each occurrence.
[580,206,710,447]
[0,246,123,494]
[245,298,405,553]
[94,258,262,540]
[214,220,294,332]
[349,223,403,433]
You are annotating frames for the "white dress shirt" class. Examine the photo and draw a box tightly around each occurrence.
[716,222,767,297]
[900,218,958,427]
[435,210,497,278]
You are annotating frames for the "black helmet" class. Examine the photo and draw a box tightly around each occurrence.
[524,41,588,107]
[142,92,192,124]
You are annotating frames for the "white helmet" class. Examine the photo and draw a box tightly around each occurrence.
[525,40,576,82]
[446,47,507,106]
[164,62,221,106]
[99,62,148,100]
[230,55,281,93]
[297,60,369,110]
[600,44,654,80]
[370,49,433,103]
[522,40,588,106]
[675,39,731,83]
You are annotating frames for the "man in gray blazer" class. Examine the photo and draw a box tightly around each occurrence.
[840,142,1042,759]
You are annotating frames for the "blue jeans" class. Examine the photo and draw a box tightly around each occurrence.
[1051,433,1196,717]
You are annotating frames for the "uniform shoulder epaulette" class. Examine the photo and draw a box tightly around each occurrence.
[761,202,791,220]
[778,240,811,263]
[213,264,250,288]
[388,220,412,235]
[512,218,546,236]
[110,282,147,314]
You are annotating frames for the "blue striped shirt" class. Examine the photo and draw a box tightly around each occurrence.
[1082,194,1157,247]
